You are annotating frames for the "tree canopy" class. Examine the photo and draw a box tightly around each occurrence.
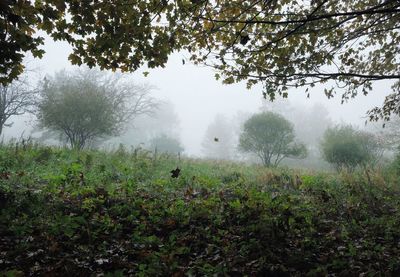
[2,0,400,118]
[37,69,156,149]
[321,125,383,171]
[239,112,306,166]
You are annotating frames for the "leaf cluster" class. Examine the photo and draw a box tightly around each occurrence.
[3,1,400,119]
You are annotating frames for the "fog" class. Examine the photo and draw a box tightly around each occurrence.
[3,35,394,162]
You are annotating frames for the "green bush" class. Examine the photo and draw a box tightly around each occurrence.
[321,125,382,171]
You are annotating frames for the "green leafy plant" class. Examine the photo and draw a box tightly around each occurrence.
[239,112,307,166]
[321,125,383,171]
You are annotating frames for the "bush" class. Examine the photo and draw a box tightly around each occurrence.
[321,125,382,171]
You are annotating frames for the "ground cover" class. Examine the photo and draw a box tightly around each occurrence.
[1,143,400,276]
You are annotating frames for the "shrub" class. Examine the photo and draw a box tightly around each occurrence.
[321,125,382,171]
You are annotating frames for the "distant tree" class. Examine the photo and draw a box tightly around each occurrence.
[149,134,184,154]
[293,104,332,147]
[37,69,157,149]
[261,100,332,149]
[115,100,181,147]
[201,114,235,160]
[135,100,180,141]
[239,112,307,167]
[260,99,333,170]
[321,125,383,171]
[378,116,400,149]
[0,76,37,137]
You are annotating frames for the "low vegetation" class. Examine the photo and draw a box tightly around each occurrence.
[1,142,400,276]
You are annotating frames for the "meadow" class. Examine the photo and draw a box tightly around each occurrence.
[1,142,400,276]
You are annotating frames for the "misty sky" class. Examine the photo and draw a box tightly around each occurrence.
[4,35,393,156]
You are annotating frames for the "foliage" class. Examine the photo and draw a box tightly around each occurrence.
[183,0,400,120]
[149,134,184,154]
[260,101,333,170]
[0,1,47,84]
[36,69,156,149]
[239,112,307,166]
[2,1,399,119]
[321,125,383,171]
[1,0,179,84]
[1,143,400,275]
[387,146,400,177]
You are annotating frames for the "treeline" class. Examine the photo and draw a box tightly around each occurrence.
[201,103,400,172]
[0,67,185,156]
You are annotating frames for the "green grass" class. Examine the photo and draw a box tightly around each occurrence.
[1,142,400,276]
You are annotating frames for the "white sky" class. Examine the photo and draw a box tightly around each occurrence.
[5,36,392,155]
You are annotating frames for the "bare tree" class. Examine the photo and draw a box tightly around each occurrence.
[0,77,37,137]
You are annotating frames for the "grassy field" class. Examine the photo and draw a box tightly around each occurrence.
[1,142,400,276]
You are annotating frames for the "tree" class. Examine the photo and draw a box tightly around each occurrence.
[321,125,383,171]
[0,76,37,137]
[0,1,46,85]
[376,116,400,149]
[201,114,236,160]
[183,0,400,120]
[115,100,181,147]
[37,69,156,149]
[260,99,333,169]
[149,134,184,154]
[1,0,179,84]
[238,112,307,166]
[2,1,400,119]
[260,100,332,148]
